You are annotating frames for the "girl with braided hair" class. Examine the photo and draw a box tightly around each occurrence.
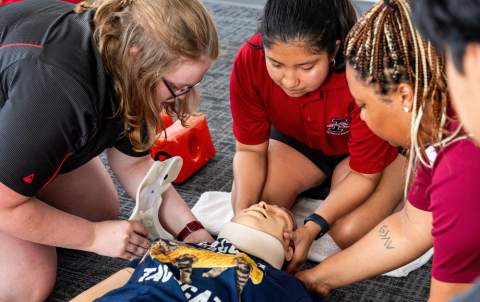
[0,0,219,300]
[294,1,480,300]
[230,0,406,274]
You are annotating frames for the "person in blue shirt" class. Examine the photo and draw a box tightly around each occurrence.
[72,202,321,302]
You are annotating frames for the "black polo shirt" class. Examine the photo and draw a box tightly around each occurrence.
[0,0,148,197]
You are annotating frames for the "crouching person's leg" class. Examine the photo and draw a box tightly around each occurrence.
[0,231,57,302]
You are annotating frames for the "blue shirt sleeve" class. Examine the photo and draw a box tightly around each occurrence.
[125,259,141,270]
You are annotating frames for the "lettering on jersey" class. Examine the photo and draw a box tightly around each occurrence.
[179,282,222,302]
[180,284,198,299]
[23,174,34,183]
[189,290,212,302]
[198,239,237,255]
[326,118,351,135]
[138,264,173,282]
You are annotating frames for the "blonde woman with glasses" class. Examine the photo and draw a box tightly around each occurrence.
[0,0,219,300]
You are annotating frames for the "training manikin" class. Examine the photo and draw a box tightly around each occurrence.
[72,203,318,302]
[71,157,317,302]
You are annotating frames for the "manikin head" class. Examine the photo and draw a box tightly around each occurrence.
[231,201,297,263]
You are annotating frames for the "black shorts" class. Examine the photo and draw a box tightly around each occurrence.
[270,126,349,199]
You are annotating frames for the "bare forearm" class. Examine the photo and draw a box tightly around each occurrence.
[232,150,267,213]
[307,211,432,289]
[0,197,94,250]
[429,278,473,302]
[315,172,378,224]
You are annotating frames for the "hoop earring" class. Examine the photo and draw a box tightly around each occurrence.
[403,106,409,113]
[331,59,336,67]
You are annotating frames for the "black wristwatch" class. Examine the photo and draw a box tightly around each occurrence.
[304,213,330,240]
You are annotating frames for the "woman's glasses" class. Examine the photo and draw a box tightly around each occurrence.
[162,77,203,100]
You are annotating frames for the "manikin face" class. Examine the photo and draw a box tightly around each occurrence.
[264,42,338,98]
[346,64,413,148]
[446,46,480,145]
[231,201,296,253]
[155,56,212,106]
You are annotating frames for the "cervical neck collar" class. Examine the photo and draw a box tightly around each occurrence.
[218,222,285,270]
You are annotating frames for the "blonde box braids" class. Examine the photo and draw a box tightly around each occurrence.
[344,0,460,198]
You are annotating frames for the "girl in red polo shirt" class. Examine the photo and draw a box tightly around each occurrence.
[294,1,480,301]
[230,0,405,272]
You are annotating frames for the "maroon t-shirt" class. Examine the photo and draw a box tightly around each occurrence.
[408,138,480,283]
[230,34,397,174]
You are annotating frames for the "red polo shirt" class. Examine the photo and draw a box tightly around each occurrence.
[230,34,397,174]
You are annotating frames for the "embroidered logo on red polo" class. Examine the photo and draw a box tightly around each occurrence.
[23,174,34,183]
[326,118,351,135]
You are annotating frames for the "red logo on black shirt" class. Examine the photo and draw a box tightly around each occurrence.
[326,118,351,135]
[154,151,172,162]
[23,174,34,183]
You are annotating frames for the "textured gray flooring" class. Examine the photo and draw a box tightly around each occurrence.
[46,2,431,301]
[202,0,376,16]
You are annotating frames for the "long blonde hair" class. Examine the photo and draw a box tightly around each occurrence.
[75,0,219,151]
[344,0,460,197]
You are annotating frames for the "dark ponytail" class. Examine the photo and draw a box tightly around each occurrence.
[251,0,358,73]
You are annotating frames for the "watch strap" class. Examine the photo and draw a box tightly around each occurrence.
[177,221,204,242]
[304,213,330,240]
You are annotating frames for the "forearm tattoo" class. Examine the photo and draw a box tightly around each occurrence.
[379,225,395,249]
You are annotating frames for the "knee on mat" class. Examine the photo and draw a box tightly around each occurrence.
[30,277,56,302]
[7,270,56,302]
[260,185,299,206]
[329,220,362,250]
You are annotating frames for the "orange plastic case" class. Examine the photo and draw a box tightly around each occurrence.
[151,113,216,183]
